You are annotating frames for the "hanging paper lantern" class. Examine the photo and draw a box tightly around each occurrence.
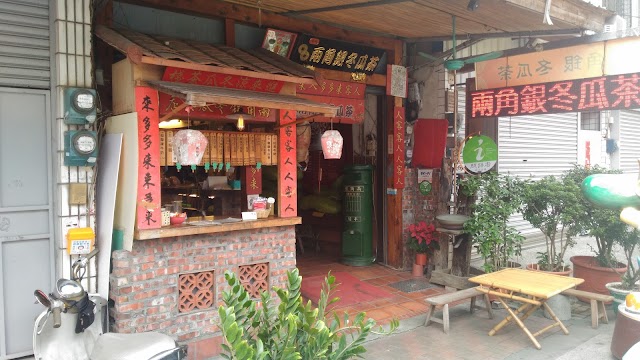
[321,130,343,159]
[172,129,209,165]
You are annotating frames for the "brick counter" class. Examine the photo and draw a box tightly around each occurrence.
[109,224,297,359]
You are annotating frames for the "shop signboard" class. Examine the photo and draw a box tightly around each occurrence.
[298,79,365,99]
[393,107,405,189]
[162,67,285,93]
[291,34,386,75]
[417,169,433,195]
[295,94,365,124]
[461,135,498,173]
[469,71,640,119]
[475,37,640,90]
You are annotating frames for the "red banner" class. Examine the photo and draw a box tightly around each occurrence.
[135,87,162,229]
[245,166,263,195]
[158,93,277,122]
[278,110,298,217]
[162,67,285,93]
[297,79,365,99]
[393,107,405,189]
[296,94,365,124]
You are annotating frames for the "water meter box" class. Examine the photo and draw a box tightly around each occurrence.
[341,165,375,266]
[63,87,97,124]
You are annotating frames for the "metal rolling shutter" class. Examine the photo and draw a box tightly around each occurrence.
[497,113,579,239]
[0,0,50,88]
[618,109,640,173]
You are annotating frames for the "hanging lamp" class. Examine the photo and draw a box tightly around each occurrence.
[226,108,254,131]
[320,118,343,159]
[172,106,208,165]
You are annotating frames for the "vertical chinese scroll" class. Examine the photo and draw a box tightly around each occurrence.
[245,167,263,196]
[135,87,161,229]
[393,107,405,189]
[278,110,297,217]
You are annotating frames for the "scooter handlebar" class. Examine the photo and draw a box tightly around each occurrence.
[52,307,61,328]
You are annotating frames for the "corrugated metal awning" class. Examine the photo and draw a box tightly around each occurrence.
[148,80,338,118]
[95,25,318,85]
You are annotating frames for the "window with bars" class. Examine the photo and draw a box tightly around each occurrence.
[581,112,601,131]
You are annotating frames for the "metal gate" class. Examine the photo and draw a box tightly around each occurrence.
[618,109,640,173]
[497,112,579,239]
[0,0,50,88]
[0,88,54,359]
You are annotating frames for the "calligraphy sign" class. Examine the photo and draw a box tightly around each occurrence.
[245,166,263,196]
[162,67,284,93]
[387,65,408,98]
[297,79,365,99]
[291,34,386,75]
[296,94,365,124]
[393,107,405,189]
[159,93,276,122]
[469,71,640,119]
[278,110,297,217]
[135,87,161,230]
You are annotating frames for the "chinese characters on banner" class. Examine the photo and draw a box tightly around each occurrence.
[298,79,365,99]
[278,110,297,217]
[244,166,263,195]
[469,72,640,119]
[393,107,405,189]
[135,87,161,229]
[158,93,277,122]
[291,34,386,75]
[387,65,408,98]
[296,79,365,124]
[162,67,285,93]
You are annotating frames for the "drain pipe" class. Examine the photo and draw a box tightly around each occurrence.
[543,0,553,25]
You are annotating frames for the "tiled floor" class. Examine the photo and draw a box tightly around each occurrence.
[296,246,448,327]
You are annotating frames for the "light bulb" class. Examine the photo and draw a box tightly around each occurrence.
[236,115,245,131]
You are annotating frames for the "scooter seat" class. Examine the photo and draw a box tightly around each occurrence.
[91,331,178,360]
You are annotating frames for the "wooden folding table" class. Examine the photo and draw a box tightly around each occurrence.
[469,268,584,349]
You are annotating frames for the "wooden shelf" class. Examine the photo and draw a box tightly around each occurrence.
[134,216,301,240]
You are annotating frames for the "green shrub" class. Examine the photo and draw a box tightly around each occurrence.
[218,269,398,360]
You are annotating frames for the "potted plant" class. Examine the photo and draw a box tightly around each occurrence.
[563,165,627,297]
[407,221,439,276]
[521,175,582,274]
[460,171,526,273]
[606,227,640,312]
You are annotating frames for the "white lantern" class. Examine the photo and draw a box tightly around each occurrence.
[172,129,208,165]
[321,129,343,159]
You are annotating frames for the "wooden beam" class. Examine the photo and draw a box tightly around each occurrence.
[159,103,188,123]
[116,0,398,50]
[504,0,610,31]
[283,0,412,15]
[140,56,318,85]
[314,68,386,87]
[225,18,235,47]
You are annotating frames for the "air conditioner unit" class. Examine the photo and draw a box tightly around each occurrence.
[604,15,627,33]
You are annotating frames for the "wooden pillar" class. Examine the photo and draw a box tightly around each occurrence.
[386,39,405,268]
[225,19,235,47]
[277,110,297,217]
[134,87,162,230]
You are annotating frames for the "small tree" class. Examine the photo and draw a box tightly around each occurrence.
[521,175,582,272]
[218,269,398,360]
[460,172,527,273]
[563,164,624,267]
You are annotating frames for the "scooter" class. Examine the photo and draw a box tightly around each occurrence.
[33,250,186,360]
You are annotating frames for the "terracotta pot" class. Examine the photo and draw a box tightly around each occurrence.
[611,304,640,359]
[412,263,424,277]
[415,253,428,266]
[571,256,626,303]
[525,263,572,276]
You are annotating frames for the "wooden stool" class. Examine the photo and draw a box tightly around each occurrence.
[425,287,493,334]
[562,288,613,329]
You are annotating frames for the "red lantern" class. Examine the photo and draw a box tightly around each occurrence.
[173,129,208,165]
[321,129,343,159]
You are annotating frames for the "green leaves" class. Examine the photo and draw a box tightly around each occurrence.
[218,269,397,360]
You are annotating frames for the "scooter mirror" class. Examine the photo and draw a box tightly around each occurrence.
[34,290,51,308]
[55,279,85,300]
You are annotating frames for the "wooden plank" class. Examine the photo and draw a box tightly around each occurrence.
[430,268,475,290]
[134,216,302,240]
[225,18,235,47]
[117,0,397,50]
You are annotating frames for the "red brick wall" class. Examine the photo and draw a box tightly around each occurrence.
[109,225,297,359]
[402,168,441,270]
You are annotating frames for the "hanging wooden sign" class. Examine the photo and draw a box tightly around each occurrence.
[135,87,161,230]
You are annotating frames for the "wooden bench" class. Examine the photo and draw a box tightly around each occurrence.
[424,287,493,334]
[562,288,613,329]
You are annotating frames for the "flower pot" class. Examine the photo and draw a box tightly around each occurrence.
[571,256,626,303]
[415,253,428,266]
[525,263,572,276]
[606,282,634,315]
[412,263,424,277]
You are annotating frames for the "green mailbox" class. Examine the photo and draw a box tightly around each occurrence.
[341,165,375,266]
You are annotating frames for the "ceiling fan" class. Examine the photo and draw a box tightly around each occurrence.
[418,15,503,71]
